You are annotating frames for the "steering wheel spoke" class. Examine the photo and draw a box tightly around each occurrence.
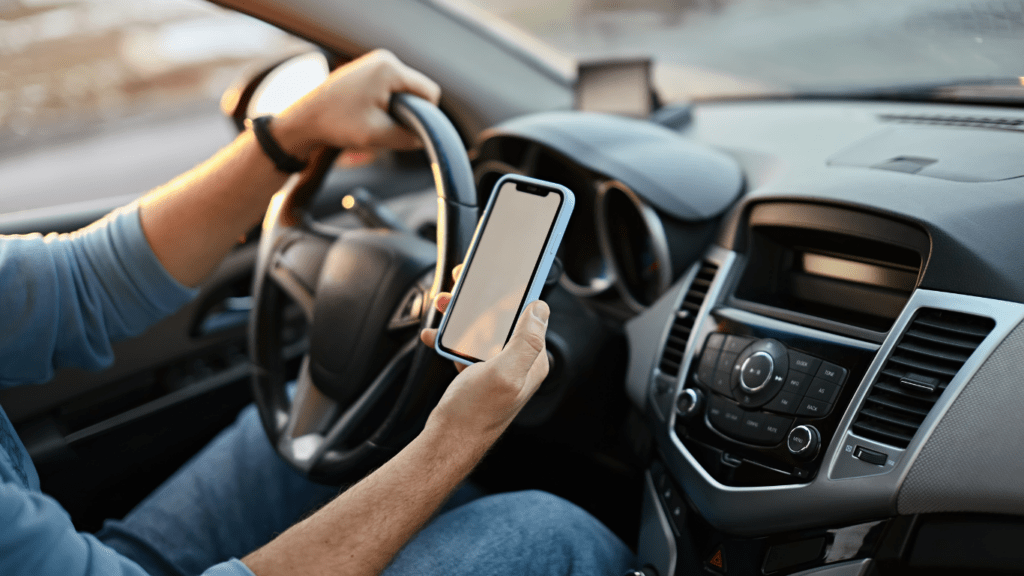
[266,229,331,320]
[280,339,419,472]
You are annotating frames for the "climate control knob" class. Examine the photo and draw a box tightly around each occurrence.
[787,425,821,460]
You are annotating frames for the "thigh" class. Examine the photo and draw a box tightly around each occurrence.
[97,404,340,576]
[384,490,637,576]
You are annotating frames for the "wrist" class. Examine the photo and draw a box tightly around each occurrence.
[423,411,502,458]
[269,109,322,163]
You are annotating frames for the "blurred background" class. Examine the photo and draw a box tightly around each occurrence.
[2,0,1022,213]
[0,0,309,213]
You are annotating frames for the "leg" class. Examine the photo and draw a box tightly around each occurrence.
[96,404,340,576]
[384,490,637,576]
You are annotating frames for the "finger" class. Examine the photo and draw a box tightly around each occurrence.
[366,114,424,150]
[491,300,549,379]
[390,61,442,105]
[420,328,437,348]
[433,292,452,314]
[451,264,463,282]
[521,346,550,395]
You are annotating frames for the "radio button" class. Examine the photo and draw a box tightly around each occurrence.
[795,397,831,418]
[782,371,811,396]
[697,348,720,386]
[816,362,848,385]
[733,411,793,446]
[722,334,756,354]
[710,352,739,397]
[764,391,801,415]
[805,377,841,404]
[788,350,822,375]
[707,396,745,436]
[705,333,726,351]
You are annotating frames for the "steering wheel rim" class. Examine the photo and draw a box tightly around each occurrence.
[248,93,478,483]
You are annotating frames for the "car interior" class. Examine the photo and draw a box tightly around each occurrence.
[3,1,1024,575]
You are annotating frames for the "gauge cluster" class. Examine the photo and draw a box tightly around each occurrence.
[472,137,725,316]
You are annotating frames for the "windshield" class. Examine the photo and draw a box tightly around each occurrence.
[453,0,1024,102]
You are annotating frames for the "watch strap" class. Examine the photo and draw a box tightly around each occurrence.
[248,115,308,173]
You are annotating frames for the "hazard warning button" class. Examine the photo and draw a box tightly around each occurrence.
[705,546,727,574]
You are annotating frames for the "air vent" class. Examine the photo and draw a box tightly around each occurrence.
[879,113,1024,133]
[658,261,719,377]
[851,308,995,449]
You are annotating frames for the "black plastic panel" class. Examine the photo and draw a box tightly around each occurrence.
[675,315,878,487]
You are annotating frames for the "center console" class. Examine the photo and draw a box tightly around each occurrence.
[625,201,1024,575]
[679,321,873,486]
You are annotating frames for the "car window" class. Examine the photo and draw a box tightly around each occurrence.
[0,0,312,214]
[449,0,1024,102]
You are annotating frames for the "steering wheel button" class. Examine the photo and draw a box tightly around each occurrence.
[795,397,831,418]
[788,350,822,375]
[815,361,848,384]
[805,378,841,404]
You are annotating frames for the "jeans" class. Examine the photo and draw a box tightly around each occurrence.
[96,405,636,576]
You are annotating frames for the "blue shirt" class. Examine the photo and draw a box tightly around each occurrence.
[0,204,253,576]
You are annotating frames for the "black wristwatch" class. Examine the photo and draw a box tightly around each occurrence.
[246,115,308,173]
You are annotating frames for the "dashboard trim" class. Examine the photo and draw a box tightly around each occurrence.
[596,180,673,313]
[649,246,1024,535]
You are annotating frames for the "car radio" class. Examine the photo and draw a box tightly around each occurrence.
[672,312,877,487]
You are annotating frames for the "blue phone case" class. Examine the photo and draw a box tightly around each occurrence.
[434,174,575,365]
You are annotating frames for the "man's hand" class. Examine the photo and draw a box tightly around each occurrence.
[140,49,439,287]
[244,270,550,576]
[273,49,441,161]
[419,265,551,443]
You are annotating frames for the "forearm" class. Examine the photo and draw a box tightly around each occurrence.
[242,421,495,576]
[137,127,299,288]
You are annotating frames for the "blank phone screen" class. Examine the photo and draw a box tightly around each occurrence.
[439,181,563,362]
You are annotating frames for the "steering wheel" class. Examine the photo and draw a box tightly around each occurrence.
[248,94,479,483]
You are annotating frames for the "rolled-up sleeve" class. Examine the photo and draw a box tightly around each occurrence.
[0,481,255,576]
[0,203,197,388]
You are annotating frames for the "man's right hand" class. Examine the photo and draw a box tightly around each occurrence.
[419,265,551,443]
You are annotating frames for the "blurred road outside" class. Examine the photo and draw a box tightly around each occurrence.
[4,0,1024,215]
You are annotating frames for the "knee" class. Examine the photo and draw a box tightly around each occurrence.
[490,490,601,534]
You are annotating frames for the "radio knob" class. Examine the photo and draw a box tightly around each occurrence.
[738,351,774,393]
[787,425,821,460]
[675,388,703,421]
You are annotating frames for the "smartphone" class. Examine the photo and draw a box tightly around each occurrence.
[435,175,575,365]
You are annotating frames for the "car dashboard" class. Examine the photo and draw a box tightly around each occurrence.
[475,99,1024,575]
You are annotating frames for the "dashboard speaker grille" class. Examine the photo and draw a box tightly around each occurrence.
[657,261,719,378]
[851,308,994,449]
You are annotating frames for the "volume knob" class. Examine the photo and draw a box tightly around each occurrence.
[787,425,821,460]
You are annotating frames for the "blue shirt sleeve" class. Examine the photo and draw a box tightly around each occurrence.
[0,481,256,576]
[0,203,197,388]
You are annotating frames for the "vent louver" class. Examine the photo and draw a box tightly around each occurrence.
[851,308,994,449]
[658,261,719,378]
[878,113,1024,133]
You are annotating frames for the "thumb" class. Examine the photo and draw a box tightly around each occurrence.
[492,300,550,379]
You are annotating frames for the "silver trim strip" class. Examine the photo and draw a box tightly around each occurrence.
[791,559,872,576]
[655,247,1024,535]
[638,471,677,576]
[596,180,674,313]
